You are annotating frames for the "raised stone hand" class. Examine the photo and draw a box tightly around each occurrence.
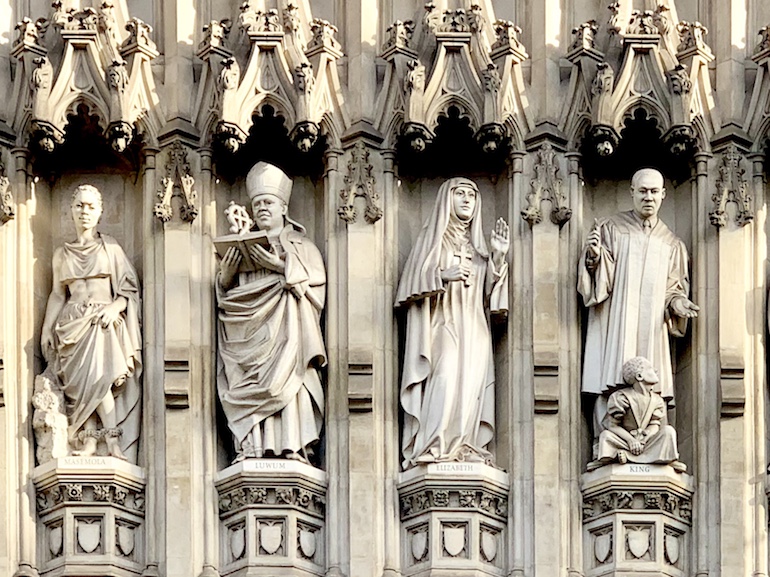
[249,243,285,274]
[489,217,509,268]
[220,246,242,290]
[670,296,699,319]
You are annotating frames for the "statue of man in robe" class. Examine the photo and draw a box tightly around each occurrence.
[217,162,326,465]
[40,184,142,462]
[579,168,699,444]
[587,356,685,472]
[396,177,509,470]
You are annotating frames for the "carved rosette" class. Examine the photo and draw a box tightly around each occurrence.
[338,142,381,224]
[710,144,753,227]
[581,464,694,576]
[32,457,146,574]
[522,143,571,226]
[216,460,327,576]
[154,142,198,223]
[398,464,509,575]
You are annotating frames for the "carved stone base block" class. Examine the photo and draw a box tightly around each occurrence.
[31,456,147,577]
[215,460,327,577]
[581,464,694,577]
[397,463,510,577]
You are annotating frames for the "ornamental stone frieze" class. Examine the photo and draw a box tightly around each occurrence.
[193,2,347,154]
[560,2,718,158]
[31,456,147,577]
[154,141,199,223]
[374,2,533,153]
[9,1,162,153]
[215,460,327,577]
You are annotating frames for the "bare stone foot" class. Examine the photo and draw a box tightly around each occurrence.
[671,460,687,473]
[73,431,98,456]
[285,451,309,465]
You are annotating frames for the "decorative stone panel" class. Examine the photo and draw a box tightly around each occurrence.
[215,460,327,577]
[581,464,694,577]
[31,456,146,577]
[398,463,509,576]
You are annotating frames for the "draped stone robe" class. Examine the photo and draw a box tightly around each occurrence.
[596,386,679,464]
[216,224,326,459]
[396,178,507,470]
[53,234,142,463]
[578,211,691,402]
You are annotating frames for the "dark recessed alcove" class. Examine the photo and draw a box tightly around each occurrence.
[212,105,326,182]
[580,108,694,186]
[396,106,511,179]
[31,104,143,178]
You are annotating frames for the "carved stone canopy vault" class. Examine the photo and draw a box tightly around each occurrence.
[193,2,348,155]
[374,1,533,159]
[10,2,162,153]
[560,2,719,160]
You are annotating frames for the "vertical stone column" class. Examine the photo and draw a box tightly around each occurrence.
[322,148,350,577]
[505,150,534,577]
[197,147,220,577]
[691,152,720,576]
[140,146,162,577]
[9,147,38,577]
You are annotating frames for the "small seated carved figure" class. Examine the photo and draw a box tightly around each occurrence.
[587,356,686,473]
[32,369,69,464]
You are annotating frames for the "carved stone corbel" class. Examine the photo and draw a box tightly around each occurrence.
[338,142,381,224]
[154,142,198,223]
[0,164,13,224]
[522,143,571,226]
[710,144,753,227]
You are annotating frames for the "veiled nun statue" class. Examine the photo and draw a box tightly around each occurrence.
[396,177,509,469]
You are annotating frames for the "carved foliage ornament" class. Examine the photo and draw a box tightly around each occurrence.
[338,142,381,224]
[757,25,770,55]
[710,144,753,227]
[154,142,198,223]
[0,164,13,224]
[582,489,692,524]
[37,483,145,514]
[382,20,415,52]
[676,21,709,53]
[400,488,508,521]
[218,485,325,517]
[571,20,598,52]
[522,143,572,226]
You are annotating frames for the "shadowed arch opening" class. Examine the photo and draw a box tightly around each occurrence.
[580,108,693,185]
[213,104,326,183]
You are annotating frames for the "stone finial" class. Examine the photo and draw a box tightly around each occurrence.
[468,4,484,34]
[522,142,571,226]
[14,17,48,49]
[200,19,232,51]
[63,7,98,31]
[676,21,709,53]
[338,141,381,224]
[423,2,440,34]
[710,144,752,227]
[154,142,198,223]
[283,3,301,34]
[571,20,598,51]
[438,9,470,33]
[591,62,614,97]
[293,62,314,94]
[307,18,341,51]
[382,20,415,52]
[627,10,657,35]
[123,17,156,52]
[239,3,281,34]
[491,20,523,51]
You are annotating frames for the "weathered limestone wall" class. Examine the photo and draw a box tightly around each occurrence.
[0,1,769,577]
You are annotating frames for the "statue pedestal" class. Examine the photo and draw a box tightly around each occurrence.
[31,456,147,577]
[581,464,694,577]
[215,460,327,577]
[397,463,510,576]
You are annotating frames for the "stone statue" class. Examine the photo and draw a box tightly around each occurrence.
[216,162,326,465]
[587,357,685,472]
[39,184,142,462]
[578,168,698,442]
[396,177,509,469]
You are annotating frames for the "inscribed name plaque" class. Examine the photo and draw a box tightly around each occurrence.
[31,457,147,577]
[215,460,327,577]
[581,464,694,577]
[397,463,510,576]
